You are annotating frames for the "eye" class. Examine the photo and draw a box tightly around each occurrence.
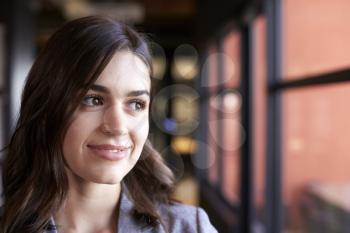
[82,94,104,107]
[128,99,147,112]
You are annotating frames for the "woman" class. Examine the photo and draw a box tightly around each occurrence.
[0,16,217,233]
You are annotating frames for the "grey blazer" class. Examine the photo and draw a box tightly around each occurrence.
[44,188,218,233]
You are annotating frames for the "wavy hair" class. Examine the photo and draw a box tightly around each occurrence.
[0,15,174,233]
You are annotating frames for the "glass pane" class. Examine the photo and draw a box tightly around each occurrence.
[222,91,242,204]
[202,46,219,92]
[205,44,220,185]
[283,0,350,79]
[208,96,219,185]
[223,31,241,88]
[252,16,267,228]
[282,83,350,232]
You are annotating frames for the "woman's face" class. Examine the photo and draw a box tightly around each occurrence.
[63,50,151,184]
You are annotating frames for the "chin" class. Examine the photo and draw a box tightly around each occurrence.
[97,180,122,185]
[90,173,126,185]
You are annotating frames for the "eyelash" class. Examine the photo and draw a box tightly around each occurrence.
[128,99,147,112]
[82,94,104,107]
[81,94,147,112]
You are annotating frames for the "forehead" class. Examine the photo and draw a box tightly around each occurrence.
[95,50,151,91]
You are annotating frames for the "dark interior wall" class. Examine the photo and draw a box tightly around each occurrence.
[0,0,6,23]
[3,0,35,142]
[195,0,261,47]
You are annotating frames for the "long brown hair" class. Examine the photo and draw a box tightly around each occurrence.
[1,16,174,233]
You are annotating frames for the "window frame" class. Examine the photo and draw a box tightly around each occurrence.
[265,0,350,233]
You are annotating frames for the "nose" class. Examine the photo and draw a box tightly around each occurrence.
[101,104,128,136]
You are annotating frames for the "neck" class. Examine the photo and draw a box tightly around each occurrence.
[55,170,122,233]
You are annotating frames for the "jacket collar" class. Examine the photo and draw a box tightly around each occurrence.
[117,184,152,233]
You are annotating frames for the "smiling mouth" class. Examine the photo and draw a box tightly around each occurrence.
[87,144,132,161]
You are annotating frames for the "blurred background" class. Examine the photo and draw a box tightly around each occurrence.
[1,0,350,232]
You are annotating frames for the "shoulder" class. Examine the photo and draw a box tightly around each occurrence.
[157,201,218,233]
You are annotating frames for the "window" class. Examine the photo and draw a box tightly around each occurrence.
[282,84,350,232]
[283,0,350,79]
[202,29,243,205]
[222,31,241,204]
[252,15,267,227]
[206,45,220,185]
[279,0,350,232]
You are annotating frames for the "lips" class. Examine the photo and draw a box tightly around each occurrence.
[87,144,132,161]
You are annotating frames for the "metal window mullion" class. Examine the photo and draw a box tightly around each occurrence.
[195,50,210,180]
[4,0,35,142]
[217,38,225,192]
[269,68,350,91]
[265,0,283,232]
[239,25,253,233]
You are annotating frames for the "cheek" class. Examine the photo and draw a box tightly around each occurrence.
[63,122,82,160]
[134,116,149,143]
[63,114,98,157]
[64,122,78,140]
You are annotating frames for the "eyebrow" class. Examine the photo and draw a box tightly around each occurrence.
[90,84,150,97]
